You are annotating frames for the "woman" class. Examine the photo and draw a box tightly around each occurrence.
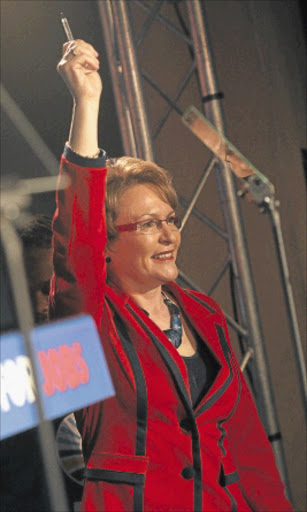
[52,39,293,512]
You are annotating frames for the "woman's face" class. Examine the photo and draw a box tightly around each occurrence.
[106,184,181,294]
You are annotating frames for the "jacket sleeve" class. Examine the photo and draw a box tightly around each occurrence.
[49,145,108,336]
[220,312,294,512]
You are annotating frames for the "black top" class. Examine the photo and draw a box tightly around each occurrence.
[134,303,220,408]
[183,336,220,407]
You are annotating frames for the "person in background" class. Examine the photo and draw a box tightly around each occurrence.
[52,38,294,512]
[19,214,53,324]
[0,215,83,511]
[1,215,53,511]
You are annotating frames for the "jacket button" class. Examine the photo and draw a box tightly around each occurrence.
[181,466,194,479]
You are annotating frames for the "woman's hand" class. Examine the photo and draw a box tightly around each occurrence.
[57,40,102,157]
[57,39,102,105]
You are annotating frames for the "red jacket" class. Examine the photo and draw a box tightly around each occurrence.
[50,148,293,512]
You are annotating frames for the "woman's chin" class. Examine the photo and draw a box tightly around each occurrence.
[157,264,178,284]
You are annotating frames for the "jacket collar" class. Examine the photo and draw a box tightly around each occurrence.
[163,282,236,414]
[106,280,235,415]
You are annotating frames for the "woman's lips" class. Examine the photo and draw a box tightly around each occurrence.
[152,251,174,261]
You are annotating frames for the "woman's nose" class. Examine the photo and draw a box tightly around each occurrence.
[159,221,178,243]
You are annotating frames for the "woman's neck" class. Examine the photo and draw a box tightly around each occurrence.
[107,274,168,316]
[129,287,166,317]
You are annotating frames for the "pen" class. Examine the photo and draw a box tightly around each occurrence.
[61,12,74,42]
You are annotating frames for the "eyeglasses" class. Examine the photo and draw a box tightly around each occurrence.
[116,214,181,234]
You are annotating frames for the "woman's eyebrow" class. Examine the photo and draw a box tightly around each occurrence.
[136,209,175,221]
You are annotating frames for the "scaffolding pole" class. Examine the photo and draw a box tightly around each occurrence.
[186,1,291,496]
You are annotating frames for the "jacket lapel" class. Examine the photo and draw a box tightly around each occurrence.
[165,283,235,415]
[106,280,234,417]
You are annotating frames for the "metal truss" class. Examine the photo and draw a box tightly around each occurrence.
[98,0,293,497]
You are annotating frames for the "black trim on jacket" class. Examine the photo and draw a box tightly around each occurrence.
[219,466,240,487]
[193,315,234,417]
[224,487,238,512]
[84,468,145,485]
[113,312,148,512]
[63,143,107,169]
[182,292,241,512]
[185,290,216,314]
[214,323,241,511]
[126,304,203,512]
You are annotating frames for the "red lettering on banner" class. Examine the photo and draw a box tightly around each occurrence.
[72,342,90,384]
[38,351,56,396]
[58,344,80,389]
[50,348,67,392]
[38,343,90,396]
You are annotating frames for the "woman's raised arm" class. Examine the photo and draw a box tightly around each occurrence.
[50,41,107,331]
[57,39,102,157]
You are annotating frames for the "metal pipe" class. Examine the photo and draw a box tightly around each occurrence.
[186,0,292,497]
[0,215,69,512]
[97,1,137,156]
[267,201,306,408]
[180,156,216,230]
[154,62,196,139]
[134,0,192,44]
[207,255,231,296]
[0,84,58,176]
[110,0,154,161]
[179,194,228,240]
[142,70,184,116]
[178,268,248,337]
[240,347,254,372]
[136,1,164,48]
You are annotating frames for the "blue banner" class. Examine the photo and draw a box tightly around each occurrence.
[1,315,114,439]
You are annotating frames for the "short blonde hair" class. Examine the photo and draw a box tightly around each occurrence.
[106,156,178,242]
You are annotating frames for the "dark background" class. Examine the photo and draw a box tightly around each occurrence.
[1,0,123,217]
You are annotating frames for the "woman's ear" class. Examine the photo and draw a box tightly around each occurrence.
[104,243,115,263]
[104,246,111,263]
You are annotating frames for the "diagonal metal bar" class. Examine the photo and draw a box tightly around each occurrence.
[134,0,192,44]
[207,254,231,296]
[142,70,184,116]
[240,347,254,372]
[177,268,248,337]
[178,195,228,240]
[135,0,164,47]
[153,61,196,139]
[1,83,58,176]
[180,156,216,230]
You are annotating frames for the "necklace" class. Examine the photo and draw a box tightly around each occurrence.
[161,291,182,348]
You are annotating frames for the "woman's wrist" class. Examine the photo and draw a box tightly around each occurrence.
[64,143,106,169]
[73,96,101,109]
[66,141,100,159]
[68,100,100,157]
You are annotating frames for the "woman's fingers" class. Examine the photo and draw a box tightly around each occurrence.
[57,41,100,77]
[62,39,99,58]
[60,52,99,71]
[62,42,99,67]
[57,39,102,101]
